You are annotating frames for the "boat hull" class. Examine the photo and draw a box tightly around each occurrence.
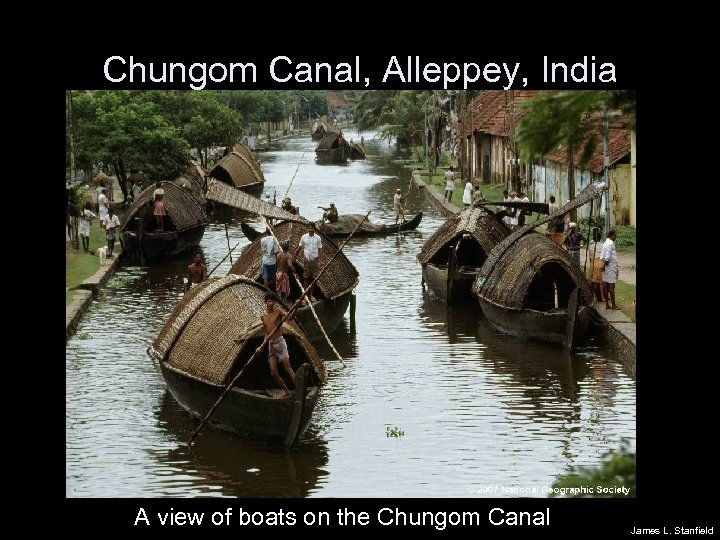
[295,290,352,340]
[478,297,592,345]
[160,362,319,446]
[121,225,206,261]
[315,147,348,163]
[422,264,479,304]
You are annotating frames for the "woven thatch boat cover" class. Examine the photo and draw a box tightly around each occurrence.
[349,142,366,158]
[417,207,508,265]
[480,181,607,276]
[229,222,359,299]
[477,233,593,310]
[318,214,385,234]
[120,181,208,232]
[316,132,344,151]
[206,179,308,223]
[209,151,265,188]
[185,161,207,190]
[149,275,326,386]
[172,163,207,203]
[231,143,261,167]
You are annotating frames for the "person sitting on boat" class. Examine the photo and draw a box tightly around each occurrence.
[275,241,295,302]
[281,197,298,215]
[319,202,339,223]
[186,252,207,292]
[394,188,406,225]
[294,222,323,302]
[261,291,296,394]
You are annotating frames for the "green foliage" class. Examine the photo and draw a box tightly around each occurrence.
[550,440,635,498]
[614,225,636,252]
[67,182,88,215]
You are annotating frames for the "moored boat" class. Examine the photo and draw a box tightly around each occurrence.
[148,274,327,448]
[417,207,509,304]
[209,150,265,196]
[230,222,359,340]
[475,232,594,347]
[120,181,208,263]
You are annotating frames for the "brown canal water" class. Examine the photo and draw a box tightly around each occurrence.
[66,131,635,497]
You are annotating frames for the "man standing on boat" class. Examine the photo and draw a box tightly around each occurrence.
[261,291,296,394]
[260,228,281,289]
[394,188,406,224]
[186,252,208,292]
[295,223,323,302]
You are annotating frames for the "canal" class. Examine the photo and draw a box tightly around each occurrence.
[66,130,635,497]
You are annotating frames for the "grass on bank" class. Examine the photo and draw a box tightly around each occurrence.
[66,216,123,304]
[613,280,636,321]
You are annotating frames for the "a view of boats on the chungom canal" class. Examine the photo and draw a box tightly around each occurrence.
[66,129,635,497]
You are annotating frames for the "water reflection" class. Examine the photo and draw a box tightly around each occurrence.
[153,392,329,497]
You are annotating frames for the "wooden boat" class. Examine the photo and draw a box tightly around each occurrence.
[120,181,208,263]
[315,132,350,163]
[205,179,309,225]
[230,221,359,341]
[475,233,594,347]
[310,123,327,141]
[472,182,608,347]
[148,274,327,448]
[348,142,366,160]
[209,150,265,196]
[241,212,423,240]
[417,207,509,304]
[170,161,208,207]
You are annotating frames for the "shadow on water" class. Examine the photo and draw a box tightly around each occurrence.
[152,391,329,498]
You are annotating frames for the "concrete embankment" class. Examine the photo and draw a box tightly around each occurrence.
[66,255,122,341]
[411,170,636,378]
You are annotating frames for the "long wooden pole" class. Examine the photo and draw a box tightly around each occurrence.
[224,221,233,264]
[207,242,240,278]
[263,217,347,367]
[188,212,370,446]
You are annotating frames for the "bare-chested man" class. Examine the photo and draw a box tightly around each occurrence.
[275,241,295,302]
[186,252,207,292]
[260,291,296,393]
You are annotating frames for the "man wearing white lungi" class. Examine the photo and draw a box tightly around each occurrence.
[601,230,620,310]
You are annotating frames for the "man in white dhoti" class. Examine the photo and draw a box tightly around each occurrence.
[600,230,620,310]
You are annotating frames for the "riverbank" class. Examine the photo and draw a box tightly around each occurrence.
[65,205,125,340]
[411,169,636,376]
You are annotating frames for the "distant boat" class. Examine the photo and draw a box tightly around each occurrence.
[348,142,366,160]
[209,150,265,196]
[148,274,327,448]
[475,233,594,347]
[310,122,328,141]
[315,132,350,163]
[230,221,359,341]
[417,207,509,304]
[120,181,208,263]
[241,212,423,240]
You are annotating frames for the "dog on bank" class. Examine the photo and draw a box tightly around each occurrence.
[97,246,107,265]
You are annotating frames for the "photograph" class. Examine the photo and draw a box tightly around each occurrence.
[65,87,637,502]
